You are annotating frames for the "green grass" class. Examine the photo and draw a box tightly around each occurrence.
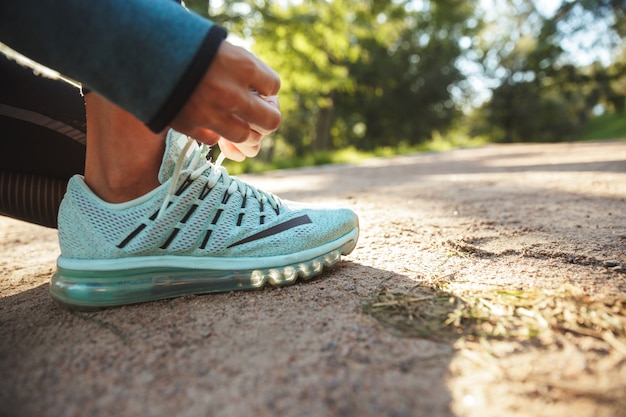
[224,109,626,176]
[580,110,626,141]
[222,131,489,175]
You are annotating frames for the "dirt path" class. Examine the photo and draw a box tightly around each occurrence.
[1,140,625,417]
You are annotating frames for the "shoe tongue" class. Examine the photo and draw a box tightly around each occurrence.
[158,130,193,184]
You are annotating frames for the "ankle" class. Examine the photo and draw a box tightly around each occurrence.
[84,170,161,203]
[84,139,165,203]
[83,93,167,203]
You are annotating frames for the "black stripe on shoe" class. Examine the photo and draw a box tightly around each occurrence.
[175,174,193,195]
[199,185,212,200]
[227,215,312,248]
[117,223,147,248]
[181,204,198,223]
[211,209,223,225]
[200,229,212,249]
[160,228,180,249]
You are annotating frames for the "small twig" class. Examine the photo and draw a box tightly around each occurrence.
[602,331,626,357]
[370,295,435,308]
[70,311,130,345]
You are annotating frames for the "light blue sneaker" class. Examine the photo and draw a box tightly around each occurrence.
[50,131,359,309]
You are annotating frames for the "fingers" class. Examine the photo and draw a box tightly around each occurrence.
[218,136,262,162]
[188,128,221,146]
[212,44,281,140]
[218,93,278,161]
[231,90,281,141]
[249,64,281,98]
[248,94,281,137]
[198,99,280,145]
[170,41,282,149]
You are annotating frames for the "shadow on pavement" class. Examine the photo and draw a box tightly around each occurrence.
[0,261,458,417]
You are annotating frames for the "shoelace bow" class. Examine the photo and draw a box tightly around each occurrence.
[156,136,281,219]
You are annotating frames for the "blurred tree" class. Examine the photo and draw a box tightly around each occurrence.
[336,0,478,150]
[187,0,478,155]
[187,0,625,151]
[477,0,625,142]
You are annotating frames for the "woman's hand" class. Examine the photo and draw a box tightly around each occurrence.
[218,94,279,161]
[170,41,281,149]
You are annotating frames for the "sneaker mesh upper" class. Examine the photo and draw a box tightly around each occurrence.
[57,131,357,261]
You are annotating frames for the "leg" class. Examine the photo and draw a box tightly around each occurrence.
[83,93,166,203]
[1,52,167,227]
[0,53,86,228]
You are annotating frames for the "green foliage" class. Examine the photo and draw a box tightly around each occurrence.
[581,110,626,141]
[482,73,588,142]
[254,0,476,154]
[221,128,487,175]
[333,0,477,150]
[189,0,478,156]
[186,0,626,163]
[475,0,626,143]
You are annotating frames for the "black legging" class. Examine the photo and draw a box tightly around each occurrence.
[0,53,87,228]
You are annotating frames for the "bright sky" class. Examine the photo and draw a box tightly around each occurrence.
[533,0,562,17]
[458,0,620,109]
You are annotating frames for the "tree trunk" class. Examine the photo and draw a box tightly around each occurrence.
[314,99,334,152]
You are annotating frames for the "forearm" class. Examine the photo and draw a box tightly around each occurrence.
[0,0,226,131]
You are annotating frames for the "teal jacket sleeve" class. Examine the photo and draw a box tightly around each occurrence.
[0,0,227,132]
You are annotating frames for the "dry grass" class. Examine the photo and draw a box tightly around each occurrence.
[363,284,626,351]
[364,283,626,406]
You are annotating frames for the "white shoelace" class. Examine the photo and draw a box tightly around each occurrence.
[156,137,281,220]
